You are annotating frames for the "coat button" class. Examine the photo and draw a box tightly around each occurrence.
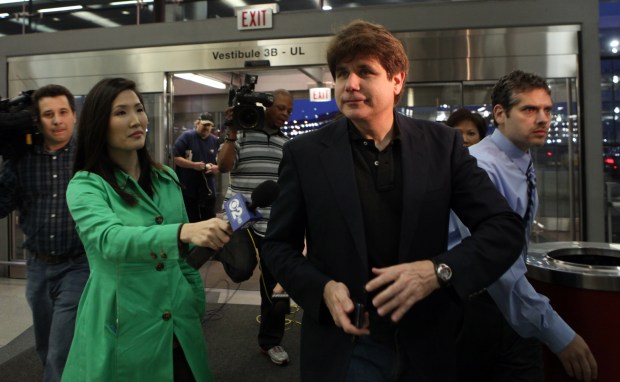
[162,311,172,321]
[150,252,157,259]
[155,262,165,271]
[155,215,164,224]
[160,251,167,259]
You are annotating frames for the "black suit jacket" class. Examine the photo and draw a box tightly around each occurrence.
[262,113,524,381]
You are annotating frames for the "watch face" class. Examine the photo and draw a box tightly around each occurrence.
[438,263,452,281]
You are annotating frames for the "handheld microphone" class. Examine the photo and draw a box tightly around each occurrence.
[224,180,280,231]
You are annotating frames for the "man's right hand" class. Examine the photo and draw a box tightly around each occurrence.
[323,280,369,336]
[556,334,598,381]
[194,161,206,171]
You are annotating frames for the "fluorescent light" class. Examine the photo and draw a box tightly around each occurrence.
[174,73,227,90]
[223,0,247,7]
[110,0,154,5]
[38,5,83,14]
[73,11,121,27]
[0,13,9,18]
[8,18,57,32]
[0,1,27,4]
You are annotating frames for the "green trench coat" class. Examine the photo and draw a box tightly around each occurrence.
[62,167,213,382]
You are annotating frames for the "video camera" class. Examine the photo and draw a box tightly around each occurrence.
[228,74,274,130]
[0,90,37,160]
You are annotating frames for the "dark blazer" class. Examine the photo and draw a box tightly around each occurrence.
[262,113,524,382]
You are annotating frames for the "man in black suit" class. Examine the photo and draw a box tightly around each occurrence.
[262,20,525,382]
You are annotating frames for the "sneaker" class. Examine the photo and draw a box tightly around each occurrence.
[262,345,289,365]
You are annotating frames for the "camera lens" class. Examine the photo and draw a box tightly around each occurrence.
[240,108,259,127]
[237,105,261,129]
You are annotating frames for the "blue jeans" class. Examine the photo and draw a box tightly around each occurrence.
[346,335,414,382]
[25,255,89,382]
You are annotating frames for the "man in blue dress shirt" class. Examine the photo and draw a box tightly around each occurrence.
[451,70,598,382]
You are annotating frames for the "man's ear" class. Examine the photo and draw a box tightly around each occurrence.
[493,104,506,126]
[393,71,406,95]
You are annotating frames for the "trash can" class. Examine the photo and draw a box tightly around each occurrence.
[526,241,620,382]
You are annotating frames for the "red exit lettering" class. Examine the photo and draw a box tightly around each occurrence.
[310,88,332,102]
[315,90,330,99]
[241,9,267,27]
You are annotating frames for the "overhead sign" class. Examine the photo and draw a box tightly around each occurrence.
[237,5,276,31]
[309,87,332,102]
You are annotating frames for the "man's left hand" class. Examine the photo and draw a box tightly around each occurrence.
[557,334,598,382]
[365,260,439,322]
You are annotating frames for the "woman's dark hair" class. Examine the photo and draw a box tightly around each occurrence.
[446,108,487,138]
[73,77,163,206]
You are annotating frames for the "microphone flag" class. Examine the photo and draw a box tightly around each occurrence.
[224,193,263,231]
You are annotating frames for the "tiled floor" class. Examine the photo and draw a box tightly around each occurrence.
[200,259,262,303]
[0,260,261,348]
[0,278,31,347]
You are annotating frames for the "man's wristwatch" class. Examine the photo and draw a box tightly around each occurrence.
[225,133,237,142]
[431,259,452,287]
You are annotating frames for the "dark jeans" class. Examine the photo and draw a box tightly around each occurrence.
[345,335,414,382]
[455,291,544,382]
[183,194,216,223]
[256,235,289,350]
[217,228,287,350]
[25,254,89,382]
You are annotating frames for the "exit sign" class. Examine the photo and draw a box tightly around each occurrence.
[309,87,332,102]
[237,6,274,30]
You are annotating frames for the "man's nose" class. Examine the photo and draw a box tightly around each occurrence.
[537,110,550,123]
[345,74,360,91]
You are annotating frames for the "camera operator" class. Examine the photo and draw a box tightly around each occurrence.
[217,88,294,366]
[173,112,220,223]
[0,84,89,382]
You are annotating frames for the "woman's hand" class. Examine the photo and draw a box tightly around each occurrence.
[180,218,232,250]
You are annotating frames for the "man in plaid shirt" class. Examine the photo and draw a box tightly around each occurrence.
[0,84,88,382]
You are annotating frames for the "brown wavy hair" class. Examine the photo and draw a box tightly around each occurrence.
[326,20,409,103]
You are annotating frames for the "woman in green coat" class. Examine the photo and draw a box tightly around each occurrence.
[62,78,231,381]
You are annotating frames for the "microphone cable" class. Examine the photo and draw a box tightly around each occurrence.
[250,229,302,329]
[202,258,243,323]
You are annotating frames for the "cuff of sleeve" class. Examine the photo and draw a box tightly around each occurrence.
[177,223,189,259]
[541,312,576,353]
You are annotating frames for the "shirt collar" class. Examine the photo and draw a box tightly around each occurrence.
[262,125,281,136]
[35,136,74,155]
[114,167,133,190]
[346,117,401,145]
[114,166,175,189]
[490,129,532,173]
